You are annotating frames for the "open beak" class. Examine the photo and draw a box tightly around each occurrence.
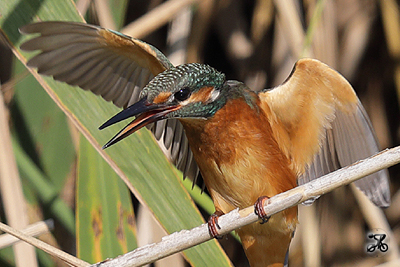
[99,98,180,149]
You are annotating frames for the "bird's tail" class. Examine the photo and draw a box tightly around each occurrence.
[237,223,294,267]
[236,206,297,267]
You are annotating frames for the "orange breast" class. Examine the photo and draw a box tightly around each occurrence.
[180,97,298,266]
[179,97,297,214]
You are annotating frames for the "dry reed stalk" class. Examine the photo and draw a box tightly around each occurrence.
[121,0,198,39]
[187,0,215,63]
[94,0,117,30]
[0,87,38,267]
[0,220,54,249]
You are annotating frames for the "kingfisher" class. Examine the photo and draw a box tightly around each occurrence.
[20,21,390,267]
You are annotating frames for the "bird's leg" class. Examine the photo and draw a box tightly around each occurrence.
[208,210,225,239]
[254,196,271,224]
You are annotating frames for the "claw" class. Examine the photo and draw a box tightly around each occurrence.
[254,196,271,224]
[207,210,224,238]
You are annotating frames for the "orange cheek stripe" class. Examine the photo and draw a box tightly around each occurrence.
[153,92,172,104]
[188,86,214,103]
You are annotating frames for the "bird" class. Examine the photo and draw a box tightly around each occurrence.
[20,21,390,267]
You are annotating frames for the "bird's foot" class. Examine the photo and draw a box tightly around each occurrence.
[254,196,271,224]
[208,210,224,239]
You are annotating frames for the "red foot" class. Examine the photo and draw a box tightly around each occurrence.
[254,196,271,224]
[207,210,224,239]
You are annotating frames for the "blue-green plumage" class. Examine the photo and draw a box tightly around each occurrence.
[141,63,225,100]
[140,63,260,119]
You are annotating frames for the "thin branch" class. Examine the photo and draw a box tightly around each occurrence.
[0,222,90,267]
[0,219,54,249]
[94,146,400,267]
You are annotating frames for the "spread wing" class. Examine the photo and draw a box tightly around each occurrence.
[20,21,172,108]
[259,58,390,207]
[20,21,199,181]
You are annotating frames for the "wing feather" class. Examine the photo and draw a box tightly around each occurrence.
[161,119,174,147]
[171,123,186,162]
[259,58,390,207]
[20,21,199,182]
[20,21,172,108]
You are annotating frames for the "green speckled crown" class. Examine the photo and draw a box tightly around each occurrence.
[141,63,226,102]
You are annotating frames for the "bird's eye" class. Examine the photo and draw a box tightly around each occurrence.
[174,87,191,101]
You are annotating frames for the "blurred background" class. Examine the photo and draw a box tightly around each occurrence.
[0,0,400,266]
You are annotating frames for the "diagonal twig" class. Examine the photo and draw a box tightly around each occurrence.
[0,222,90,267]
[0,219,54,249]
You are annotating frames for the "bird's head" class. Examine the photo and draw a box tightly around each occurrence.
[100,63,226,148]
